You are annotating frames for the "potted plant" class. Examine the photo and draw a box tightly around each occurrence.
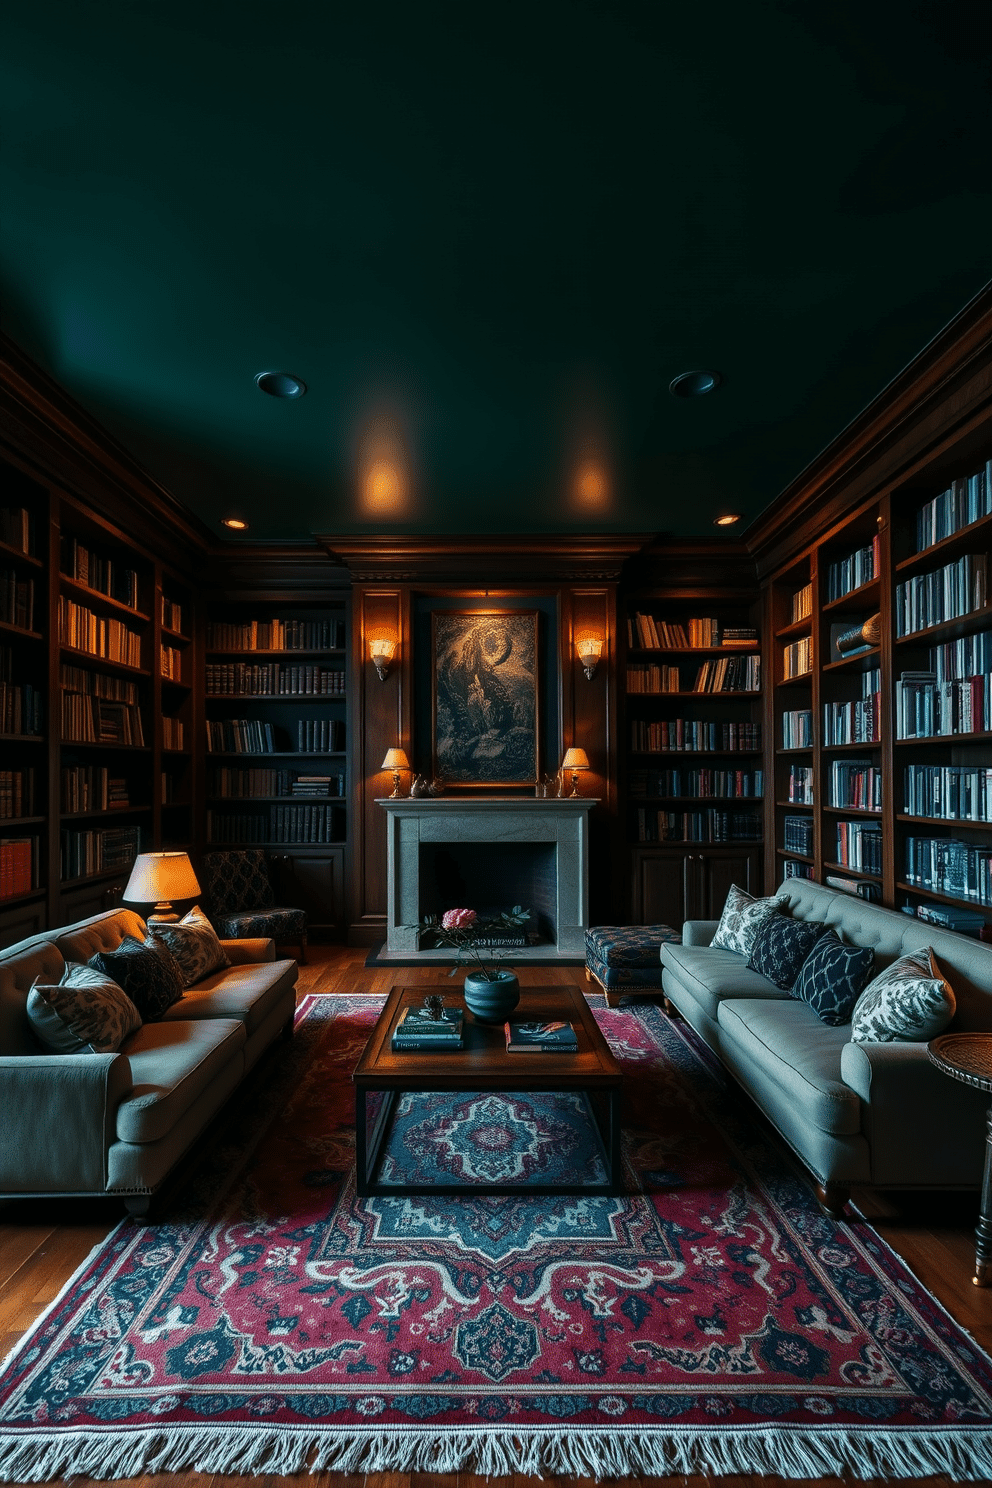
[420,905,530,1021]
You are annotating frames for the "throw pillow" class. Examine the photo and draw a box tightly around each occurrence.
[711,884,784,957]
[148,904,231,988]
[746,913,823,990]
[851,947,956,1043]
[90,933,184,1020]
[791,931,875,1025]
[26,963,142,1054]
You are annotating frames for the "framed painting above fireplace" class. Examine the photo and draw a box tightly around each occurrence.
[431,609,539,786]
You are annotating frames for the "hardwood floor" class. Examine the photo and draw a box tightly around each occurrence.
[1,943,987,1488]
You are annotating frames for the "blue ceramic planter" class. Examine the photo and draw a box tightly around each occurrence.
[463,970,520,1023]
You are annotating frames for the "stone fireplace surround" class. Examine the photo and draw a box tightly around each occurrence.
[376,797,597,962]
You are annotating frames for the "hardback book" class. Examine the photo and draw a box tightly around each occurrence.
[392,1006,464,1042]
[504,1019,578,1052]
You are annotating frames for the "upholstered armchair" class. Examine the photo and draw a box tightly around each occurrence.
[200,849,308,964]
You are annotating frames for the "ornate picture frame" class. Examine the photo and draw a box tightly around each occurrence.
[431,609,540,787]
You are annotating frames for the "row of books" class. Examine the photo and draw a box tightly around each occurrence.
[903,766,992,823]
[835,820,882,875]
[0,504,35,557]
[823,669,881,746]
[0,768,34,819]
[786,765,814,803]
[206,619,345,651]
[825,873,880,902]
[913,901,987,937]
[62,694,145,746]
[0,836,38,899]
[297,719,346,752]
[61,765,130,814]
[784,815,814,855]
[783,636,812,679]
[206,804,345,844]
[784,859,814,879]
[628,768,763,798]
[914,462,992,553]
[626,664,680,693]
[931,630,992,684]
[635,808,762,843]
[829,760,882,812]
[205,663,345,695]
[205,719,347,754]
[1,570,35,630]
[161,645,183,681]
[59,598,142,666]
[825,534,879,602]
[895,673,989,739]
[628,615,732,648]
[60,663,140,703]
[692,655,760,692]
[161,596,184,633]
[781,709,813,748]
[162,716,185,750]
[904,836,992,907]
[60,825,141,880]
[61,539,139,609]
[630,720,761,753]
[207,768,346,798]
[0,682,43,735]
[791,582,812,624]
[895,553,986,637]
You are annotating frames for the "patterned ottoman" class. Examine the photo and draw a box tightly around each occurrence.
[585,923,681,1006]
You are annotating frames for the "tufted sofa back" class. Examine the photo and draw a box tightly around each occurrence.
[777,880,992,1031]
[52,907,148,965]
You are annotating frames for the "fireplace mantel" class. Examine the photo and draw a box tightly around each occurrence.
[376,796,597,962]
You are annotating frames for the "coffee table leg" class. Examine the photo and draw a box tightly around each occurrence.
[355,1087,369,1198]
[975,1102,992,1287]
[609,1087,621,1194]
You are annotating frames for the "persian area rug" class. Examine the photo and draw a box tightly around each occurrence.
[2,996,992,1482]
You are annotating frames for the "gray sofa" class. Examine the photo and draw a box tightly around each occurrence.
[0,907,297,1217]
[660,879,992,1216]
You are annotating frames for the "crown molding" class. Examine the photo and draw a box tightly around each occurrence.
[317,533,654,584]
[201,542,350,596]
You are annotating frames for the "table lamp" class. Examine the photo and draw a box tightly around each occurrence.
[381,747,410,797]
[561,747,590,797]
[123,851,201,922]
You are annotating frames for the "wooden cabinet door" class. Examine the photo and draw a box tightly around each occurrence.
[59,877,126,927]
[698,848,760,918]
[631,850,696,928]
[269,849,345,933]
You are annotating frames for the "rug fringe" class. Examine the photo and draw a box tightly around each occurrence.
[2,1422,992,1483]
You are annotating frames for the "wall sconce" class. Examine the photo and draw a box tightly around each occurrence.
[575,634,603,680]
[368,634,396,681]
[560,747,590,797]
[381,747,410,797]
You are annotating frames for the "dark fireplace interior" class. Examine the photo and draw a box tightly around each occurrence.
[419,842,558,944]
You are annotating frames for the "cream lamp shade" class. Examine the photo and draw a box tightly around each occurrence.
[368,635,396,680]
[561,747,590,797]
[123,851,201,921]
[381,747,411,797]
[576,634,603,679]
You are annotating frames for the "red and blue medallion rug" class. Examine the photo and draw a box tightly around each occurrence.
[2,993,992,1481]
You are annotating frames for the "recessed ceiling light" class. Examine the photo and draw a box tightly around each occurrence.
[713,513,742,526]
[221,516,249,531]
[669,369,722,397]
[255,370,307,399]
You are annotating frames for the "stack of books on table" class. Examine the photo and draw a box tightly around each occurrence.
[391,1006,464,1051]
[504,1020,578,1053]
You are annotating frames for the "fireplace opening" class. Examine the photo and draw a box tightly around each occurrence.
[419,842,557,946]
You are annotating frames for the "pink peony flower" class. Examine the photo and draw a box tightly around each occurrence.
[441,907,477,930]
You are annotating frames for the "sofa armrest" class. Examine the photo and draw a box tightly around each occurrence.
[841,1040,989,1187]
[683,920,719,947]
[220,937,276,964]
[0,1053,131,1194]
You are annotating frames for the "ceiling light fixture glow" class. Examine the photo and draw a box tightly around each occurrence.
[669,369,722,398]
[221,516,249,531]
[713,513,742,526]
[255,370,307,399]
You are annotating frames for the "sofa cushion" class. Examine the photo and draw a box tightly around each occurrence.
[26,963,142,1054]
[115,1017,245,1144]
[711,885,784,957]
[157,958,297,1036]
[717,998,861,1136]
[661,941,790,1023]
[90,934,185,1021]
[747,914,823,990]
[792,931,875,1026]
[149,905,231,988]
[851,947,956,1043]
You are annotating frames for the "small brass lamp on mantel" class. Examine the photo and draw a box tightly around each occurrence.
[381,747,411,797]
[560,747,590,797]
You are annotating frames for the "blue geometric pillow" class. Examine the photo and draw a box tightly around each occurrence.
[90,934,184,1020]
[746,913,823,990]
[792,931,875,1026]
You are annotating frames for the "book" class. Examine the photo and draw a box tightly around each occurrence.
[504,1019,578,1052]
[825,874,882,902]
[392,1006,464,1042]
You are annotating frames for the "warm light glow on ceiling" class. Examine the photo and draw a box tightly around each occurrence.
[714,513,742,526]
[220,516,249,530]
[364,460,404,514]
[574,460,609,512]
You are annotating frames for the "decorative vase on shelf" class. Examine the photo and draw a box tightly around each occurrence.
[462,970,520,1023]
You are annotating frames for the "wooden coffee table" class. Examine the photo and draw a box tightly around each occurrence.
[353,984,623,1198]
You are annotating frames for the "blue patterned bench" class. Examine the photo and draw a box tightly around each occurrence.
[585,923,681,1005]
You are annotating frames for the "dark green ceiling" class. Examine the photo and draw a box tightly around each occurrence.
[1,1,989,541]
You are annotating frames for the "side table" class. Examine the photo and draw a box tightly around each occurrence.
[928,1032,992,1287]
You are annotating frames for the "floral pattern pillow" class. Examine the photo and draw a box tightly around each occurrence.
[149,905,231,988]
[851,947,956,1043]
[90,934,184,1020]
[27,963,142,1054]
[711,884,784,957]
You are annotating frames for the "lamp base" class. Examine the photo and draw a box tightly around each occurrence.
[147,913,180,923]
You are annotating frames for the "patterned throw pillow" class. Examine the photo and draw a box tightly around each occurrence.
[149,905,231,988]
[90,934,184,1020]
[711,885,784,957]
[746,913,823,990]
[791,931,875,1025]
[851,947,956,1043]
[26,963,142,1054]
